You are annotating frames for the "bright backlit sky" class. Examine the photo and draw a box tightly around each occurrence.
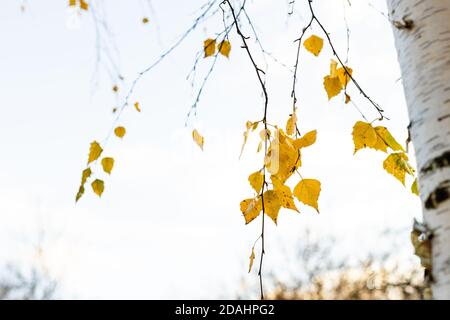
[0,0,422,299]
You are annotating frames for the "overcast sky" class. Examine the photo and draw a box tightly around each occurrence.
[0,0,422,299]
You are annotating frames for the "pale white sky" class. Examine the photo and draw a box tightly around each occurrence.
[0,0,422,299]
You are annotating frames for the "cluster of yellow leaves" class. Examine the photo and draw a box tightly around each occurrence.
[352,121,417,194]
[323,59,353,100]
[204,38,231,58]
[69,0,88,11]
[240,118,321,227]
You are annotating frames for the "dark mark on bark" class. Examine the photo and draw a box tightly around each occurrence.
[425,180,450,209]
[420,151,450,175]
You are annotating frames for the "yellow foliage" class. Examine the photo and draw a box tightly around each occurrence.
[203,38,216,58]
[101,157,114,175]
[286,112,297,136]
[87,141,103,165]
[114,126,126,138]
[218,40,231,58]
[293,130,317,149]
[303,35,323,57]
[240,197,262,224]
[192,129,204,150]
[248,247,255,273]
[91,179,105,197]
[383,152,413,185]
[293,179,321,213]
[248,171,264,194]
[352,121,377,154]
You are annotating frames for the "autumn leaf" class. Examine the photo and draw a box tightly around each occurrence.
[75,185,85,202]
[239,121,253,159]
[352,121,377,154]
[101,157,115,175]
[203,38,216,58]
[81,168,92,185]
[383,152,414,185]
[293,130,317,149]
[411,178,419,196]
[324,75,342,100]
[69,0,76,6]
[286,111,297,136]
[91,179,105,197]
[337,66,352,88]
[345,93,351,104]
[192,129,204,150]
[218,40,231,58]
[272,177,299,213]
[303,35,324,57]
[293,179,321,213]
[112,85,118,92]
[142,17,149,24]
[248,170,264,194]
[374,126,405,152]
[79,0,88,10]
[134,102,141,112]
[114,126,126,138]
[248,247,255,273]
[262,190,282,224]
[240,197,262,224]
[87,141,103,164]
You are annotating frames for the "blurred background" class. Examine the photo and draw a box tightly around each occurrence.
[0,0,423,299]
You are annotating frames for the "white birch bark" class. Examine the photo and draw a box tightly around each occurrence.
[386,0,450,299]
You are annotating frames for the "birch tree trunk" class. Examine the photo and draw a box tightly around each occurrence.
[386,0,450,299]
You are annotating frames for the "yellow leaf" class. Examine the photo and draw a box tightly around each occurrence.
[251,122,259,131]
[240,197,262,224]
[79,0,88,10]
[272,177,299,213]
[142,17,149,24]
[248,247,255,273]
[81,168,91,185]
[203,38,216,58]
[330,59,338,77]
[91,179,104,197]
[239,121,253,159]
[114,126,126,138]
[383,152,413,185]
[323,75,342,100]
[303,35,324,57]
[345,93,351,104]
[192,129,204,150]
[293,179,321,213]
[285,112,297,136]
[75,185,85,202]
[337,66,352,88]
[374,126,405,152]
[134,102,141,112]
[411,178,419,196]
[262,190,282,225]
[293,130,317,149]
[69,0,76,6]
[265,129,300,183]
[87,141,103,165]
[218,40,231,58]
[352,121,377,154]
[101,157,114,175]
[248,171,264,194]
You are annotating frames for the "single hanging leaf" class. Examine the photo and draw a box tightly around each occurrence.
[248,247,255,273]
[112,85,118,92]
[345,93,351,104]
[192,129,204,150]
[87,141,103,164]
[218,40,231,58]
[336,66,353,88]
[81,168,92,185]
[303,35,324,57]
[374,126,405,152]
[293,179,321,213]
[203,38,216,58]
[91,179,105,197]
[134,102,141,112]
[323,75,342,100]
[352,121,377,154]
[248,170,264,194]
[101,157,115,175]
[75,185,85,202]
[114,126,126,138]
[285,112,297,136]
[411,178,419,196]
[79,0,88,10]
[142,17,149,24]
[271,177,299,213]
[69,0,76,6]
[240,197,262,224]
[383,152,413,185]
[262,190,282,225]
[293,130,317,149]
[239,121,253,159]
